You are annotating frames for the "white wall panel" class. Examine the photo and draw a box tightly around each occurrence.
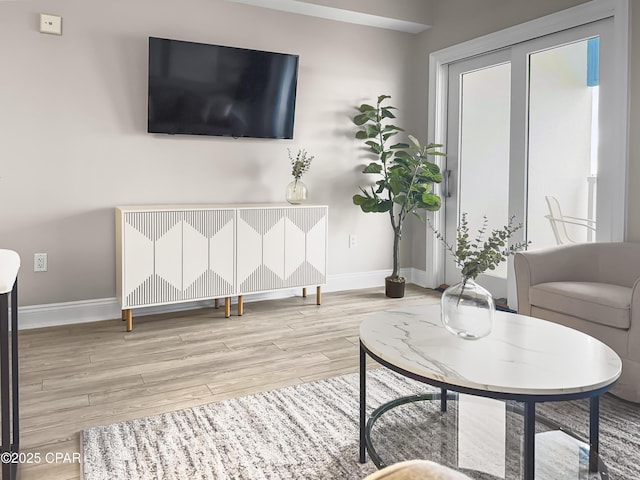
[154,221,183,291]
[122,221,154,304]
[264,216,286,279]
[307,217,327,275]
[284,217,306,278]
[183,221,209,290]
[236,216,263,289]
[210,219,235,287]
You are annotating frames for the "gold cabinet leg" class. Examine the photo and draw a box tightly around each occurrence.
[123,309,133,332]
[238,295,244,316]
[225,297,231,318]
[302,287,307,298]
[316,286,322,305]
[214,298,220,309]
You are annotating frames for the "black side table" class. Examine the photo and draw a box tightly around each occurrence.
[0,250,20,480]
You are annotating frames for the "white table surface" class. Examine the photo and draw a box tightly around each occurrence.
[360,304,622,396]
[0,249,20,294]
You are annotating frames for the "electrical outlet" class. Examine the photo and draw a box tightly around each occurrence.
[34,253,48,272]
[349,234,358,248]
[40,14,62,35]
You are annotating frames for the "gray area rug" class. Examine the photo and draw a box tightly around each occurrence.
[81,369,640,479]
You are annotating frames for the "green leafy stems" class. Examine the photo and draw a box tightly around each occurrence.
[289,148,314,182]
[430,213,530,281]
[352,95,445,280]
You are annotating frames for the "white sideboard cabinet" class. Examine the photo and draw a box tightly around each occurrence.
[116,204,327,331]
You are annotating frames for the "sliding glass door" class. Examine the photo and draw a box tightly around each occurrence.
[444,18,616,305]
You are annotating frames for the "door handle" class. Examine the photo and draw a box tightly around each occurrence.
[443,169,452,198]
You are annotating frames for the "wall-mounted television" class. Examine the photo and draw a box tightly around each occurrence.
[148,37,299,139]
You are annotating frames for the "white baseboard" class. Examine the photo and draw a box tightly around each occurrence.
[18,298,122,330]
[16,268,430,330]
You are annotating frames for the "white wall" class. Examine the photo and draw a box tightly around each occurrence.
[0,0,417,306]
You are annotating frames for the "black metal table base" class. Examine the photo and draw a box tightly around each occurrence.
[0,280,19,480]
[359,341,609,480]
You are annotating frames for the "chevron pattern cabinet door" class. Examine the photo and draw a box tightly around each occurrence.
[119,209,235,308]
[182,209,235,301]
[237,206,327,294]
[237,208,287,293]
[284,206,327,287]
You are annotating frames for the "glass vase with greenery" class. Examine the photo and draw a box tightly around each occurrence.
[433,213,530,282]
[286,148,314,204]
[430,213,530,339]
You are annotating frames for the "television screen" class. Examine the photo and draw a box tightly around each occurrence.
[148,37,299,139]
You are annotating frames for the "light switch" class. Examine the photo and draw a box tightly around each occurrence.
[40,14,62,35]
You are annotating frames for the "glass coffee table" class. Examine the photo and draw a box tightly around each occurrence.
[359,304,622,480]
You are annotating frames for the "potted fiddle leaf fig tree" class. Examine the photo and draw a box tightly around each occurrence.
[352,95,444,298]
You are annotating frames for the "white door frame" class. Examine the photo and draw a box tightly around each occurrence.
[425,0,630,289]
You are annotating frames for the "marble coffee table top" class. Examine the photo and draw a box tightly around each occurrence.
[360,304,622,396]
[0,249,20,294]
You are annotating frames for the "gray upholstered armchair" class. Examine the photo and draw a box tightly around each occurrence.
[514,242,640,403]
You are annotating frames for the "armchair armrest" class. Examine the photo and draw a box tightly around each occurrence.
[514,244,598,315]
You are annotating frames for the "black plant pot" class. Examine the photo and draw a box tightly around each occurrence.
[385,276,405,298]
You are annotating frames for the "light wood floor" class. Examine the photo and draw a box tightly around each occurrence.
[16,285,441,479]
